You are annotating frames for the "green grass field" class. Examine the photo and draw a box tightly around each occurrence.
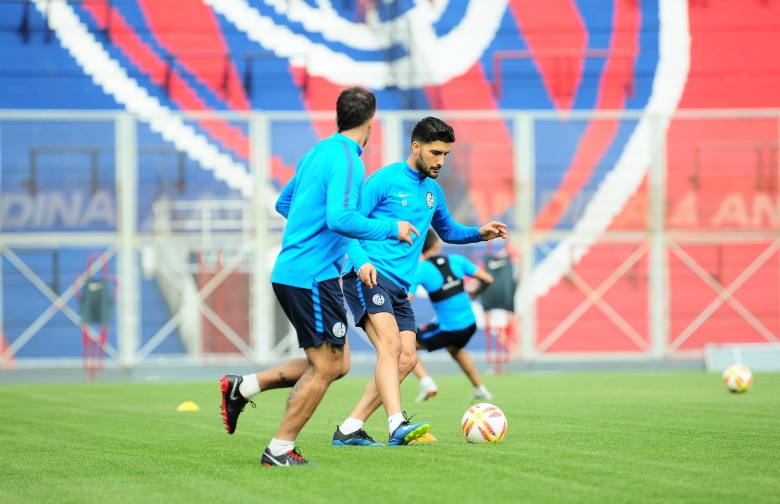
[1,371,779,503]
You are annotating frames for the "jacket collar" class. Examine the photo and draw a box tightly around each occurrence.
[402,160,425,181]
[332,132,363,156]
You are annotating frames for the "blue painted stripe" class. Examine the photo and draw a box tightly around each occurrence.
[342,143,353,208]
[433,0,468,38]
[356,276,366,311]
[312,281,323,333]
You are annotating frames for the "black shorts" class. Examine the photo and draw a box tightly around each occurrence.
[342,271,417,333]
[416,322,477,352]
[272,278,348,349]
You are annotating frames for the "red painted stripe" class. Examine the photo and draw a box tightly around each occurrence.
[136,0,249,111]
[532,1,645,355]
[663,1,780,351]
[540,2,780,355]
[297,73,385,175]
[533,0,640,230]
[80,1,298,184]
[678,0,780,108]
[508,0,587,111]
[292,73,341,139]
[81,2,249,160]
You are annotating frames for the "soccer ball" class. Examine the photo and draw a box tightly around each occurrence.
[722,364,753,393]
[461,403,507,444]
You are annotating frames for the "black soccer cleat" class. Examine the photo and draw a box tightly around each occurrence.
[219,374,254,434]
[332,426,385,446]
[261,447,318,467]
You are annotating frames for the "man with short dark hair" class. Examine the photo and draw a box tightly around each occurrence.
[219,86,419,466]
[409,229,494,403]
[333,117,508,447]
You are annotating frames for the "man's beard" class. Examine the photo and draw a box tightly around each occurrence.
[415,156,439,179]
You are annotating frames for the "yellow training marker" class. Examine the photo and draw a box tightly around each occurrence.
[176,401,200,412]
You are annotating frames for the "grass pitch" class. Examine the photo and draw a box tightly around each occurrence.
[1,371,779,503]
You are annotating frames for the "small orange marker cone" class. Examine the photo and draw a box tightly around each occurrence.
[411,432,437,443]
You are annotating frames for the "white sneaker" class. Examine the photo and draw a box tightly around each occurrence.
[470,387,493,402]
[415,383,438,403]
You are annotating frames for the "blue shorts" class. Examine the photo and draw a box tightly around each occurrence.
[342,271,417,333]
[417,322,477,352]
[272,278,348,349]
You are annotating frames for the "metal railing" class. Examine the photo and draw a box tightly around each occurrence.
[0,109,778,369]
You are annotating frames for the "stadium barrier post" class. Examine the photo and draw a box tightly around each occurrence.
[381,113,403,167]
[649,114,670,360]
[514,113,536,361]
[116,113,139,369]
[250,112,274,363]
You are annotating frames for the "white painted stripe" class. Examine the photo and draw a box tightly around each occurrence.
[206,0,507,89]
[260,0,449,51]
[527,0,691,300]
[33,0,253,197]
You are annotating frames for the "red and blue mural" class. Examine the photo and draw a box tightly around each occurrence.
[1,0,779,358]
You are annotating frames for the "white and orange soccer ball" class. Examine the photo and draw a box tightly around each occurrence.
[722,364,753,393]
[461,403,507,444]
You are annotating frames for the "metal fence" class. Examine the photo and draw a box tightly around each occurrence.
[1,109,778,370]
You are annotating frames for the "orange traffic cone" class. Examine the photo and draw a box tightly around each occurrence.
[0,331,14,368]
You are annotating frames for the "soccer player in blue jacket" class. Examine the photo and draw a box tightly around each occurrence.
[409,229,494,403]
[219,87,418,466]
[333,117,508,447]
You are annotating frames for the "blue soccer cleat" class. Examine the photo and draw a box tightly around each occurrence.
[332,426,385,446]
[388,412,430,446]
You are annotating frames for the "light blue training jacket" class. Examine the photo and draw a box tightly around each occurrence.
[272,133,397,288]
[346,161,483,291]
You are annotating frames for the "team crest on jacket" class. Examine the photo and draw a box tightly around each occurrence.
[426,192,434,209]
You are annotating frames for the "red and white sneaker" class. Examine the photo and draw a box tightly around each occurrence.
[415,382,438,403]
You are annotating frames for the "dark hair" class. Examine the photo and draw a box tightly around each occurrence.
[423,228,440,253]
[411,117,456,145]
[336,87,376,132]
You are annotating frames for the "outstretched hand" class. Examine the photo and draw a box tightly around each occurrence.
[478,221,509,241]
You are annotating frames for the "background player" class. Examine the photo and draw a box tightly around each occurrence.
[334,117,508,447]
[409,229,495,403]
[219,87,418,466]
